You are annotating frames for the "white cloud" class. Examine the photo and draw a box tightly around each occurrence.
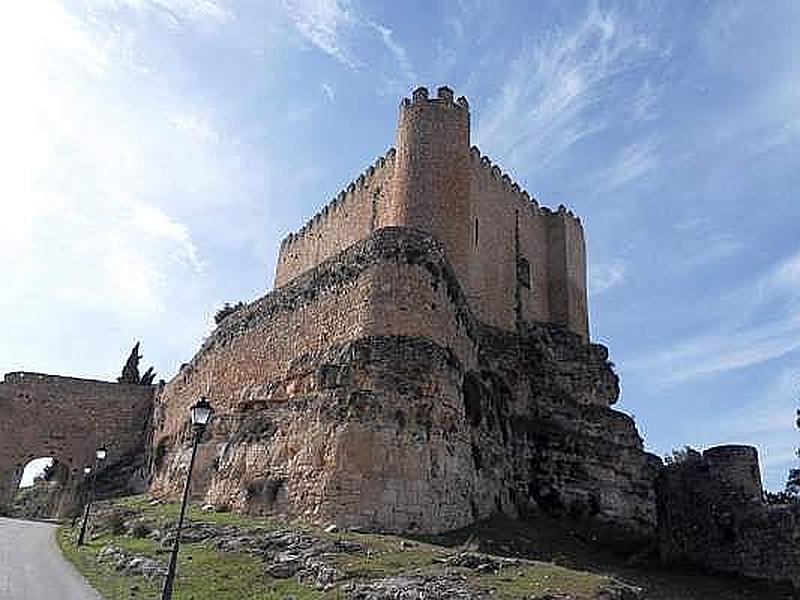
[0,1,248,378]
[589,260,626,296]
[93,0,234,28]
[680,235,743,269]
[685,361,800,490]
[626,318,800,384]
[167,112,221,143]
[475,4,659,173]
[281,0,415,86]
[131,201,203,273]
[365,20,416,85]
[631,78,659,122]
[624,248,800,384]
[282,0,358,67]
[772,249,800,292]
[599,139,659,191]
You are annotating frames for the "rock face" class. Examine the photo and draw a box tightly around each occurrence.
[658,445,800,588]
[151,227,660,537]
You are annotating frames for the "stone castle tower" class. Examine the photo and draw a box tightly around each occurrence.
[275,86,588,339]
[149,86,655,536]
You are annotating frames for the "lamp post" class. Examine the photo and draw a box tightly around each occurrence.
[161,397,213,600]
[77,445,107,546]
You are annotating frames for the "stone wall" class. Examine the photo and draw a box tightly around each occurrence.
[658,445,800,588]
[272,86,588,339]
[275,149,396,289]
[0,372,154,514]
[151,226,657,536]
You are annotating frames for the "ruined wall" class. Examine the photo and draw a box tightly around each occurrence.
[152,227,656,535]
[0,373,153,513]
[271,86,589,339]
[658,445,800,588]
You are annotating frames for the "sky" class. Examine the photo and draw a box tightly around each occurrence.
[1,0,798,490]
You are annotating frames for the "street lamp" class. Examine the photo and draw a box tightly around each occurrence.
[77,446,107,546]
[161,397,214,600]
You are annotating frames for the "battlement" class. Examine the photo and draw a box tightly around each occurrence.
[274,85,589,339]
[400,85,470,111]
[280,147,397,250]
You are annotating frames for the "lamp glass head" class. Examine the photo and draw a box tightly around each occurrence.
[190,397,213,427]
[83,466,91,475]
[96,447,107,461]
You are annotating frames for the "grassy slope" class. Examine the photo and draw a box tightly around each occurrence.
[57,495,797,600]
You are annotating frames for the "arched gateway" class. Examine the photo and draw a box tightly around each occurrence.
[0,372,154,514]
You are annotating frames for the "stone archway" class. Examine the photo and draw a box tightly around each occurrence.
[0,372,154,514]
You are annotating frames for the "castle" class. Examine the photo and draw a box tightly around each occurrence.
[145,86,649,535]
[1,86,798,589]
[275,86,588,340]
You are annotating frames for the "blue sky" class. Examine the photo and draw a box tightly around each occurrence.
[1,1,798,490]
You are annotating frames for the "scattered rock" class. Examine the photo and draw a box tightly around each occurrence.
[97,544,166,579]
[266,553,303,578]
[344,574,483,599]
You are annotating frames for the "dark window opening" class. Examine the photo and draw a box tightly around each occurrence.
[474,217,479,247]
[517,258,531,289]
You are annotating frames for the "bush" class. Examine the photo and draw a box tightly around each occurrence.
[214,301,245,325]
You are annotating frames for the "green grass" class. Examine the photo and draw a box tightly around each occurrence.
[58,495,624,599]
[60,494,795,599]
[475,562,608,598]
[57,527,159,599]
[57,519,327,599]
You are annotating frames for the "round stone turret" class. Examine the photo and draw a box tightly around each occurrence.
[393,85,471,284]
[702,444,763,502]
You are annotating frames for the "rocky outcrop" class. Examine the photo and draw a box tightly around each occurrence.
[150,227,660,538]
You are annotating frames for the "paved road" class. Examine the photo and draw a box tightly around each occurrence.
[0,517,103,600]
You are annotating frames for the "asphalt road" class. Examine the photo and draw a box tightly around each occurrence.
[0,517,103,600]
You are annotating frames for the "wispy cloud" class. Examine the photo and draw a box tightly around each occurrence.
[99,0,235,28]
[597,139,659,192]
[365,20,416,85]
[131,201,203,273]
[631,78,659,122]
[281,0,415,85]
[589,260,626,296]
[680,234,743,269]
[626,316,800,384]
[0,1,249,377]
[282,0,358,67]
[690,361,800,489]
[475,4,660,173]
[625,248,800,384]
